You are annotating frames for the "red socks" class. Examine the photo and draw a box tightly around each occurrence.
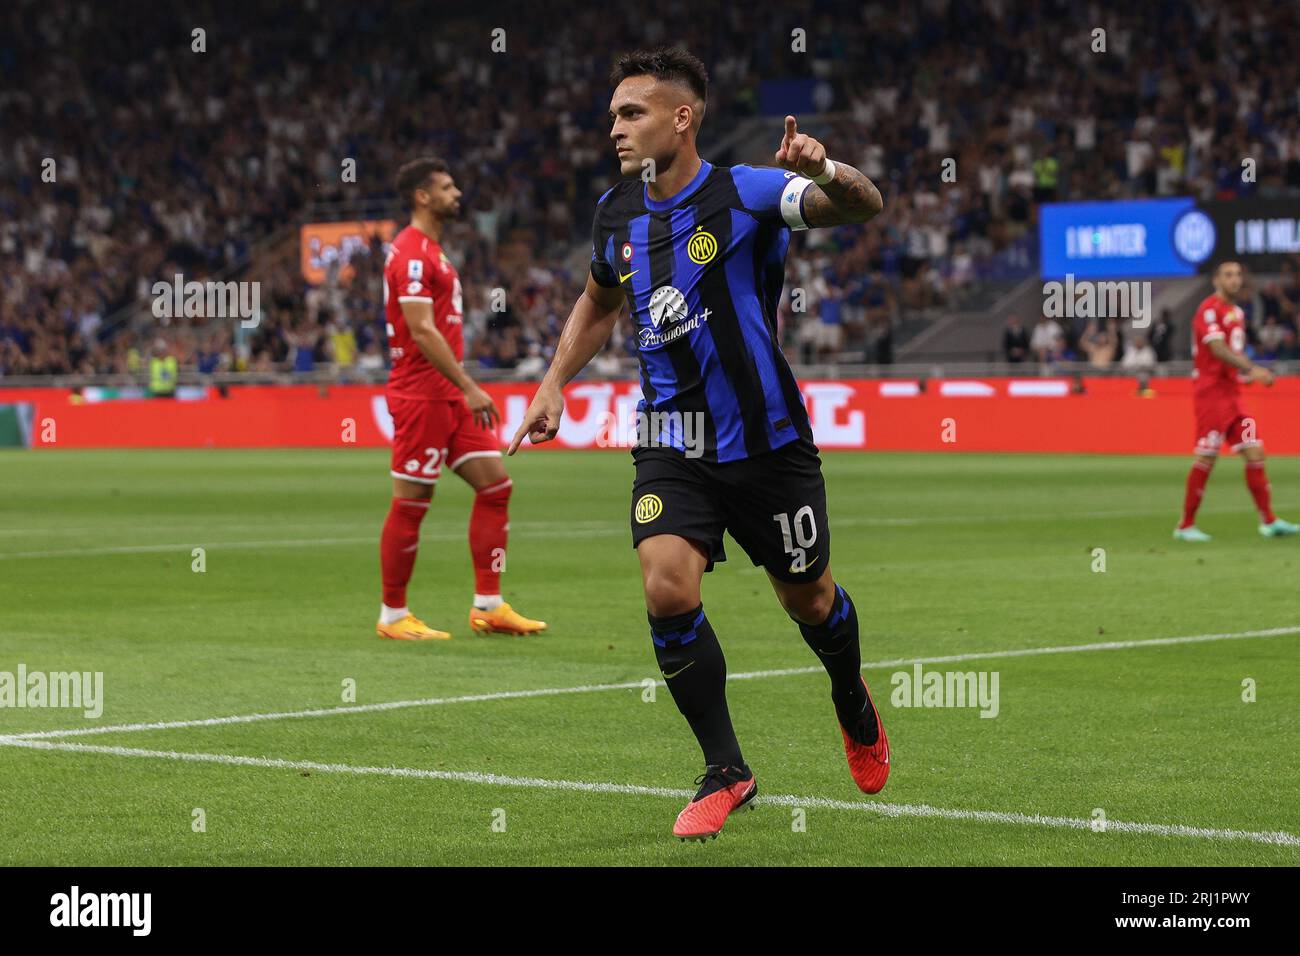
[1179,460,1212,529]
[380,480,513,608]
[1181,458,1277,528]
[469,478,512,596]
[380,497,430,607]
[1245,460,1276,523]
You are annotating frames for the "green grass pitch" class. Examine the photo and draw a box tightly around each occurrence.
[1,448,1297,865]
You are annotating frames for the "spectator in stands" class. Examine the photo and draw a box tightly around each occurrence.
[357,341,386,373]
[861,271,895,333]
[1031,141,1060,205]
[1081,318,1119,368]
[195,331,229,376]
[287,321,319,374]
[1257,315,1286,360]
[147,338,178,398]
[8,0,1300,376]
[866,316,893,365]
[515,342,547,379]
[1277,325,1300,360]
[1150,308,1175,363]
[1121,333,1157,372]
[326,312,358,374]
[1270,258,1300,324]
[1031,315,1065,364]
[807,290,845,361]
[790,259,844,362]
[1003,315,1030,363]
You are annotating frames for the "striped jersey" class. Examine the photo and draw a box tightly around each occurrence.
[590,159,817,463]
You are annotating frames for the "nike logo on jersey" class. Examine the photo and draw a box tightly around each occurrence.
[619,270,639,284]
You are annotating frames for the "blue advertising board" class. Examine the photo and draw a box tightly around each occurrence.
[1039,198,1217,279]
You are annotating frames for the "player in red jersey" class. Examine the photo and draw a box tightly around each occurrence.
[1175,260,1297,541]
[376,157,547,639]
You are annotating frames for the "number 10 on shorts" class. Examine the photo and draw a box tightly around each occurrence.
[774,506,817,573]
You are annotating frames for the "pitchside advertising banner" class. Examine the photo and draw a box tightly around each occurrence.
[4,379,1300,454]
[300,220,397,285]
[1039,197,1300,279]
[0,402,35,446]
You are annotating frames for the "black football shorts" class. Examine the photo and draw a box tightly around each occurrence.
[629,437,830,583]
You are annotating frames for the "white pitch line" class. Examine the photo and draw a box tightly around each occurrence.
[729,625,1300,677]
[1,681,652,740]
[6,625,1296,742]
[2,506,1271,560]
[0,537,376,560]
[0,518,623,540]
[0,528,626,561]
[1,738,1295,848]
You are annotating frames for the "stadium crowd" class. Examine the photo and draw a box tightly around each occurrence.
[1001,256,1300,371]
[4,0,1300,378]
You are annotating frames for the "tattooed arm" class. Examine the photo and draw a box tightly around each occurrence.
[774,114,884,227]
[801,162,884,227]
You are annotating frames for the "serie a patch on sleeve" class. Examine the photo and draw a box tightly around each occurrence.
[780,175,815,231]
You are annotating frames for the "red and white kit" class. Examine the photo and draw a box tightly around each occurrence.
[382,225,500,483]
[1190,293,1259,456]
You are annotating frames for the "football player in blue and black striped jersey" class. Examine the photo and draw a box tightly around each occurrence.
[510,47,888,841]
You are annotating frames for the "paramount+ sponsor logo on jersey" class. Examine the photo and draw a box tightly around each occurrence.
[639,286,713,349]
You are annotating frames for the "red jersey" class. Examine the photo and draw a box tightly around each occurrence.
[383,225,464,401]
[1191,293,1247,401]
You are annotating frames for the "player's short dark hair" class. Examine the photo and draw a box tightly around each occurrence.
[395,157,450,209]
[610,47,709,106]
[1213,259,1242,275]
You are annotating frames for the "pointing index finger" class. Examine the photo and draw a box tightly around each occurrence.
[784,115,798,140]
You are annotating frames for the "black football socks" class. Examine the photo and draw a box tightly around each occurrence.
[796,583,878,746]
[650,604,744,768]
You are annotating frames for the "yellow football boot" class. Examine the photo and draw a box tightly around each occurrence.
[376,614,451,641]
[468,602,547,635]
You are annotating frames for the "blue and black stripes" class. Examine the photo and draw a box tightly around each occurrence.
[827,584,852,629]
[587,161,814,463]
[649,603,742,766]
[798,583,855,648]
[649,605,707,647]
[795,583,869,735]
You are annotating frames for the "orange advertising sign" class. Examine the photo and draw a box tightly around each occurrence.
[300,220,398,285]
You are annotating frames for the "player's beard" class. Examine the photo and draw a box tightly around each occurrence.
[641,146,688,181]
